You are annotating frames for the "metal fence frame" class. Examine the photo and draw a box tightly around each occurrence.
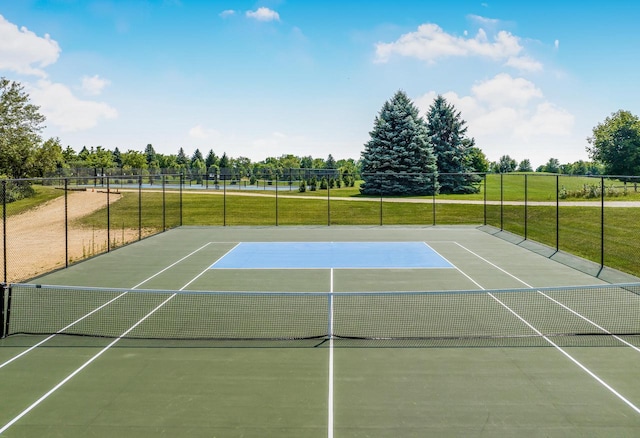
[2,171,640,282]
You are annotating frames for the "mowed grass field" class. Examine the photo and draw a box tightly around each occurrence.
[4,173,640,278]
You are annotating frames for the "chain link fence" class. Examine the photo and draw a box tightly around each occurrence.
[2,171,640,282]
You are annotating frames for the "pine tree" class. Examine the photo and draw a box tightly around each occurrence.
[205,149,218,168]
[360,90,438,195]
[425,95,479,193]
[176,147,188,167]
[144,144,157,167]
[112,147,122,167]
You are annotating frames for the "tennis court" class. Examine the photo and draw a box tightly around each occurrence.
[2,225,640,436]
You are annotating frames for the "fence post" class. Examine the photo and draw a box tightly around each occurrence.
[524,174,528,240]
[162,175,166,231]
[556,175,560,252]
[379,189,383,226]
[138,175,142,241]
[0,282,5,338]
[180,172,183,227]
[64,178,69,267]
[223,177,227,226]
[275,175,279,226]
[483,174,487,226]
[432,173,436,226]
[327,178,330,226]
[600,176,605,271]
[2,180,6,284]
[107,177,111,252]
[500,173,504,230]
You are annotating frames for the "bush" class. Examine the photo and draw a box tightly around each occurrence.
[0,179,36,203]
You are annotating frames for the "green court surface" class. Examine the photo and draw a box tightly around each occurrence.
[2,226,640,437]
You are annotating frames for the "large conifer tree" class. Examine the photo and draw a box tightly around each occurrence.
[425,95,479,193]
[360,91,438,196]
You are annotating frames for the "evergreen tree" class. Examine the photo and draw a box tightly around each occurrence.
[325,154,336,169]
[218,152,230,180]
[191,148,204,166]
[205,149,218,168]
[144,144,157,167]
[360,90,438,195]
[425,95,479,193]
[112,147,122,167]
[176,147,188,167]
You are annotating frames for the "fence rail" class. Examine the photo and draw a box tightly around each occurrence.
[1,172,640,282]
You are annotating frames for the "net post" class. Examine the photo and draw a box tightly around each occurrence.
[327,292,333,340]
[0,283,5,338]
[0,283,9,338]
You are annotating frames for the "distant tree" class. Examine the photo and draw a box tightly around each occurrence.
[86,146,115,170]
[496,155,517,173]
[62,146,77,163]
[120,150,147,170]
[176,147,188,167]
[587,109,640,177]
[112,147,122,167]
[157,154,178,169]
[78,146,90,162]
[325,154,336,169]
[425,95,479,193]
[205,149,218,168]
[360,90,438,195]
[32,137,65,177]
[467,147,489,173]
[218,152,230,180]
[191,148,204,166]
[541,158,560,173]
[0,77,46,178]
[144,144,157,167]
[517,159,533,172]
[300,155,313,168]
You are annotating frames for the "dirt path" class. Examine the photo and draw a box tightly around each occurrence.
[3,190,138,283]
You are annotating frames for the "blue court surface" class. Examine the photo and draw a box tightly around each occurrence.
[210,241,453,269]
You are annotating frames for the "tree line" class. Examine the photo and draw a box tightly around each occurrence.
[1,76,637,190]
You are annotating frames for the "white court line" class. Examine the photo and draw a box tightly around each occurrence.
[451,242,640,414]
[0,241,213,370]
[454,242,640,353]
[0,261,217,434]
[328,268,334,438]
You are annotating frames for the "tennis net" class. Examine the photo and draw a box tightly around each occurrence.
[3,283,640,347]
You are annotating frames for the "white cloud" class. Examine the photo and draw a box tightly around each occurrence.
[468,14,500,28]
[219,9,235,18]
[554,39,560,50]
[28,80,118,132]
[0,14,60,77]
[246,7,280,22]
[471,73,543,107]
[375,21,542,73]
[81,75,111,95]
[374,23,522,64]
[414,73,575,164]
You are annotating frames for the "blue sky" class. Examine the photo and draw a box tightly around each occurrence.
[1,1,638,168]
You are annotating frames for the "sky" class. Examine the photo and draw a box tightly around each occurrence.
[1,0,639,168]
